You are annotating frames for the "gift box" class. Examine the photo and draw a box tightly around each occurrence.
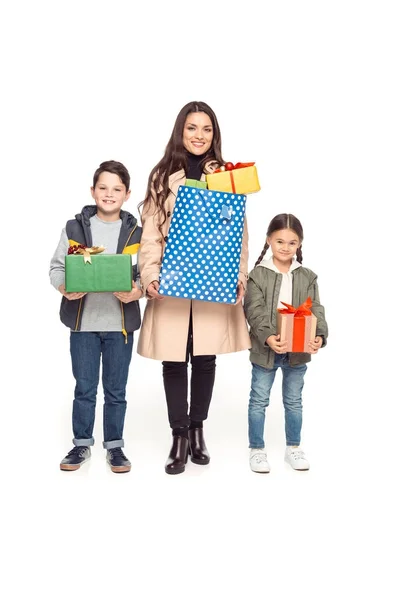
[206,162,260,194]
[277,297,317,352]
[158,185,247,304]
[65,252,132,292]
[185,179,207,189]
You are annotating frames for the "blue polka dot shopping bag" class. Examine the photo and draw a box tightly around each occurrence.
[159,185,247,304]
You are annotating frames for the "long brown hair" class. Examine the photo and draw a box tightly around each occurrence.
[138,101,224,233]
[254,214,304,267]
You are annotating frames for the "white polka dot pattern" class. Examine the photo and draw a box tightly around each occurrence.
[159,186,247,304]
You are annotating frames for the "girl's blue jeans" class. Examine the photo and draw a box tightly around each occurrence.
[248,354,307,448]
[70,331,133,449]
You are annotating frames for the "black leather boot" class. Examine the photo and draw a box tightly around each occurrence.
[188,428,210,465]
[165,436,189,475]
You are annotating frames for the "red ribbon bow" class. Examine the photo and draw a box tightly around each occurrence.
[212,162,256,193]
[278,297,313,316]
[214,162,255,174]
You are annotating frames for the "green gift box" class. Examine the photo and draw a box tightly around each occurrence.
[65,254,132,292]
[184,179,207,189]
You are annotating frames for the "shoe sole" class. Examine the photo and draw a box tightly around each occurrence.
[60,457,90,471]
[60,464,81,471]
[109,465,131,473]
[165,465,186,475]
[285,459,310,471]
[190,457,210,465]
[251,469,270,473]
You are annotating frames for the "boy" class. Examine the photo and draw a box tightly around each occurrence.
[50,160,142,473]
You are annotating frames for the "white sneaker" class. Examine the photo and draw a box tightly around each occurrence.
[285,446,310,471]
[249,448,270,473]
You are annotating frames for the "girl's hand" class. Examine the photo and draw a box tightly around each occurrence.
[308,335,323,354]
[147,280,164,300]
[58,283,87,301]
[266,334,288,354]
[114,282,143,303]
[235,281,245,305]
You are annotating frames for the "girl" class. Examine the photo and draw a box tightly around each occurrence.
[243,214,328,473]
[137,101,250,475]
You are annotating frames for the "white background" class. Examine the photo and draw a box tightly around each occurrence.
[2,1,399,598]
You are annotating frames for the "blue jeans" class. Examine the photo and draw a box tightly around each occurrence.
[70,332,133,449]
[248,355,307,448]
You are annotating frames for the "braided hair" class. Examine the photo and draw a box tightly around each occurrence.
[254,239,270,267]
[254,213,304,267]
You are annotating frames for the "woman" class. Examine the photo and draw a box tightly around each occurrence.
[138,101,250,474]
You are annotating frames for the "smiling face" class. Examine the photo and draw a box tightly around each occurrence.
[182,111,213,155]
[90,171,130,221]
[267,228,301,269]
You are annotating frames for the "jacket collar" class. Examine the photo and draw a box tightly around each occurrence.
[168,169,186,188]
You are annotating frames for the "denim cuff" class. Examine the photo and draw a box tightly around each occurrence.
[73,437,94,447]
[103,439,124,450]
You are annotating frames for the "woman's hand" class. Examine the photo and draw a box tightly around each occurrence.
[308,335,323,354]
[235,281,245,305]
[114,282,143,303]
[146,280,164,300]
[58,283,87,301]
[266,334,288,354]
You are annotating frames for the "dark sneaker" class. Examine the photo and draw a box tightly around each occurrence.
[106,448,131,473]
[60,446,91,471]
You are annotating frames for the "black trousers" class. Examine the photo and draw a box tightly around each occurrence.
[162,313,216,429]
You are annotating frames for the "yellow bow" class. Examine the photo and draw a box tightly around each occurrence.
[74,246,105,264]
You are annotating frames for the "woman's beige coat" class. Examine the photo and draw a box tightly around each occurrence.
[137,169,251,361]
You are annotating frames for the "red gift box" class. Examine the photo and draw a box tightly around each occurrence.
[277,297,317,352]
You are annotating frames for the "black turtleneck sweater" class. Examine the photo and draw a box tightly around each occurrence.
[185,151,205,181]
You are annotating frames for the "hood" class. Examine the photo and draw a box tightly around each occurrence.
[76,205,137,229]
[259,256,302,273]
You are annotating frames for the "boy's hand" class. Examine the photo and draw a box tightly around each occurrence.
[58,284,87,301]
[266,334,288,354]
[114,282,143,303]
[308,335,323,354]
[234,281,245,305]
[147,280,164,300]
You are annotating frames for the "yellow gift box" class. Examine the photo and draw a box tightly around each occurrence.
[206,162,260,194]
